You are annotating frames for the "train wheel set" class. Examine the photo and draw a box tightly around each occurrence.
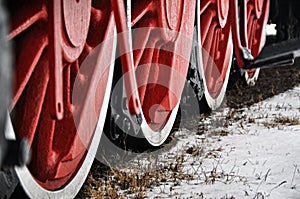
[3,0,298,198]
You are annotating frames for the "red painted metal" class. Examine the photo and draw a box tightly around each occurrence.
[230,0,270,69]
[200,0,233,99]
[230,0,245,68]
[11,21,48,111]
[240,0,249,48]
[8,0,115,191]
[246,0,269,57]
[244,0,269,78]
[130,0,195,130]
[5,0,271,194]
[48,0,92,120]
[254,0,264,18]
[48,0,64,120]
[62,1,91,50]
[111,0,140,115]
[61,1,91,63]
[217,0,229,28]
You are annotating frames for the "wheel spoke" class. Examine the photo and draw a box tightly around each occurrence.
[8,1,46,39]
[247,2,254,22]
[136,42,156,105]
[200,8,217,45]
[8,0,116,195]
[30,86,56,182]
[12,21,48,109]
[132,22,153,67]
[11,50,49,145]
[206,27,219,92]
[249,19,257,50]
[131,1,154,27]
[247,14,255,43]
[200,0,216,15]
[202,22,218,71]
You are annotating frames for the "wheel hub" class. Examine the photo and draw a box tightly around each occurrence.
[165,0,182,30]
[61,0,91,62]
[63,0,91,48]
[158,0,184,41]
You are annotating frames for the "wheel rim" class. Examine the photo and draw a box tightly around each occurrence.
[197,0,233,109]
[127,0,195,145]
[244,0,270,83]
[6,0,116,196]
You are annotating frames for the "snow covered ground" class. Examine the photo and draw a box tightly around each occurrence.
[78,85,300,199]
[129,86,300,198]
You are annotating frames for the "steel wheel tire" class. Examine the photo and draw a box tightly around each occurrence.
[124,0,196,146]
[196,0,233,110]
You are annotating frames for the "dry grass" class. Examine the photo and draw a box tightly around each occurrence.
[77,65,300,198]
[262,115,300,128]
[227,65,300,109]
[77,150,194,198]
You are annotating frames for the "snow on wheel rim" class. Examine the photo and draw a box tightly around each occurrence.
[196,0,233,110]
[5,29,117,199]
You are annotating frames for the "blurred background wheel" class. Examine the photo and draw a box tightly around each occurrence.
[0,1,19,198]
[243,0,270,85]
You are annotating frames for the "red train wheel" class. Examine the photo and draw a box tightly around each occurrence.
[243,0,270,85]
[127,0,195,145]
[196,0,233,109]
[6,0,116,197]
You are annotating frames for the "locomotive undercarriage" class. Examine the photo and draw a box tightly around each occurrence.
[0,0,299,198]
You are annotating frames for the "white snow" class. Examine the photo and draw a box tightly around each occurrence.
[142,86,300,198]
[267,24,277,36]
